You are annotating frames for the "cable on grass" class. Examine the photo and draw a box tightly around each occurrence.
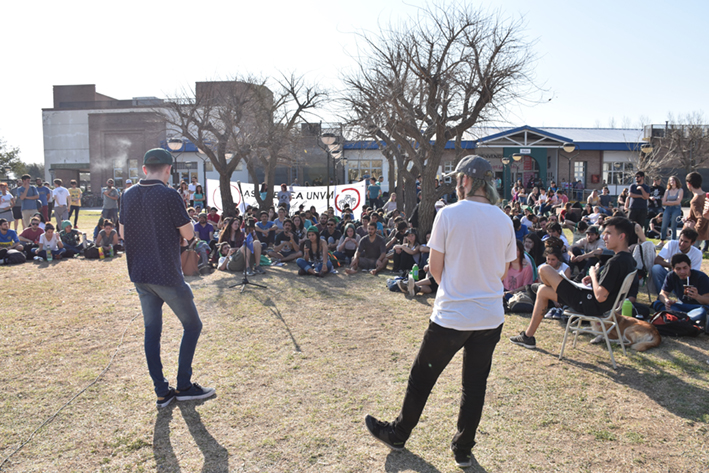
[0,313,141,470]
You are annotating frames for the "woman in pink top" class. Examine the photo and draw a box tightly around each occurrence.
[503,240,534,292]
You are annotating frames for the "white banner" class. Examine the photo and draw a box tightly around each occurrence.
[206,180,367,216]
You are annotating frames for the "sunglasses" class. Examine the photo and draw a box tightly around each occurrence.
[31,223,39,226]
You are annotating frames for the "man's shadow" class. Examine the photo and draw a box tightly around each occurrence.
[153,398,228,472]
[384,449,490,472]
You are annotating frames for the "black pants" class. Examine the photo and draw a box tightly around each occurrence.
[628,208,647,231]
[68,205,80,226]
[393,321,503,453]
[393,250,416,272]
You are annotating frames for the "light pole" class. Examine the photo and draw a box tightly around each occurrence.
[559,142,581,200]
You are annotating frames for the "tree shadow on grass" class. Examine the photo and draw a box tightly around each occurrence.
[153,398,228,472]
[553,335,709,423]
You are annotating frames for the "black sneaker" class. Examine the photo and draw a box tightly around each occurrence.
[450,445,473,468]
[157,388,176,408]
[175,383,216,401]
[509,331,536,349]
[364,415,406,451]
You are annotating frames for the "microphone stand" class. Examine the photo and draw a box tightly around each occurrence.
[229,180,267,292]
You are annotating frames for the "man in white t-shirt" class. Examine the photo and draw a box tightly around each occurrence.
[188,176,200,206]
[365,156,516,469]
[51,179,71,226]
[651,227,703,294]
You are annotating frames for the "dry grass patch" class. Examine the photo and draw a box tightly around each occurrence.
[1,225,709,471]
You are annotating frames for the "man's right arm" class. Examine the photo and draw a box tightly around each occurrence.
[179,222,195,241]
[654,254,670,268]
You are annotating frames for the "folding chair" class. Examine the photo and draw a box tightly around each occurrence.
[558,270,637,369]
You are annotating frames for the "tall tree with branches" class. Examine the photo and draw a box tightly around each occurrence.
[244,73,327,208]
[342,2,535,234]
[638,112,709,178]
[161,79,271,217]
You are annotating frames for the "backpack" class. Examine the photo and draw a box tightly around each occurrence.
[1,248,26,265]
[181,240,200,277]
[650,310,702,337]
[506,292,534,313]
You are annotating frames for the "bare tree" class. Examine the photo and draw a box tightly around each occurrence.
[161,79,271,216]
[244,73,327,208]
[635,112,709,178]
[342,2,535,234]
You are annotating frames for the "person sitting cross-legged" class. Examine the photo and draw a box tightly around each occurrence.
[345,221,388,275]
[651,253,709,329]
[296,226,332,276]
[268,218,302,263]
[59,220,84,257]
[31,222,66,261]
[396,264,440,296]
[95,219,122,255]
[242,218,265,275]
[650,228,702,295]
[510,216,637,350]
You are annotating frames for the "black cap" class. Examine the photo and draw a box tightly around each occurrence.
[143,148,174,165]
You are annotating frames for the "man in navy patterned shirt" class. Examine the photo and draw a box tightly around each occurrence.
[120,148,215,408]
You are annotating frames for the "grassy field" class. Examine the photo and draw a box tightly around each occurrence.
[2,214,709,472]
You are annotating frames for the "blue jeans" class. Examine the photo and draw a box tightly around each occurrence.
[652,300,707,324]
[651,264,669,296]
[134,281,203,396]
[32,247,66,259]
[296,258,333,273]
[661,205,682,241]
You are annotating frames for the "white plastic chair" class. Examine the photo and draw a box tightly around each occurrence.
[558,270,637,369]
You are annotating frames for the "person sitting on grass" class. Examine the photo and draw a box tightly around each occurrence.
[95,220,122,254]
[334,223,360,265]
[652,253,709,329]
[391,228,421,273]
[18,216,44,257]
[31,222,66,261]
[242,218,265,275]
[268,218,302,263]
[296,226,332,277]
[0,217,24,254]
[397,264,439,296]
[59,220,84,257]
[510,216,636,350]
[650,228,702,296]
[255,210,276,250]
[345,221,388,275]
[503,240,535,292]
[320,217,342,252]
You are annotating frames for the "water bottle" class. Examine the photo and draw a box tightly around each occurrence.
[109,247,114,257]
[45,245,53,262]
[621,299,633,318]
[410,264,420,281]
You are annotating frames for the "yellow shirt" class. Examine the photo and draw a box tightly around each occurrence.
[69,188,82,207]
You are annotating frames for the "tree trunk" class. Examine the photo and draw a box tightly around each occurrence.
[219,172,237,217]
[418,168,439,236]
[402,174,417,219]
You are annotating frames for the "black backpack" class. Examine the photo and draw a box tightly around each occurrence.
[1,248,26,265]
[651,310,702,337]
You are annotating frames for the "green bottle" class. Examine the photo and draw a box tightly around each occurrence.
[621,299,633,318]
[410,264,420,281]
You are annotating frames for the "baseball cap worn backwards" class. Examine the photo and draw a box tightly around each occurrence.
[143,148,174,165]
[443,155,493,181]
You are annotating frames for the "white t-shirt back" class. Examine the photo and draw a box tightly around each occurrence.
[428,200,516,331]
[52,186,70,206]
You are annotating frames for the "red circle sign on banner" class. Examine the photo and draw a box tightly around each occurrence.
[334,187,361,212]
[210,183,242,211]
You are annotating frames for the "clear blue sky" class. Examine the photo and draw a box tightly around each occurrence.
[1,0,706,164]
